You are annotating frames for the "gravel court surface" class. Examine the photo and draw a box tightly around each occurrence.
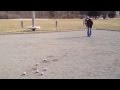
[0,30,120,79]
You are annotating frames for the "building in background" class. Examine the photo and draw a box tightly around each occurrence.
[0,11,120,19]
[116,11,120,17]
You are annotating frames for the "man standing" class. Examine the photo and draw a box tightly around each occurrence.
[85,16,93,37]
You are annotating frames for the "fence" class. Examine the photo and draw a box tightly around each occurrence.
[0,18,120,33]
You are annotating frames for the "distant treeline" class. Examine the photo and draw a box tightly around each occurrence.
[0,11,118,19]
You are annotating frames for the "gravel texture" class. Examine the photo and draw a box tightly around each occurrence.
[0,30,120,79]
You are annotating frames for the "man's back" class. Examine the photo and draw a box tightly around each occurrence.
[86,18,93,28]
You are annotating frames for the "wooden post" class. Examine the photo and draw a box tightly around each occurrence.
[56,21,58,31]
[21,21,23,29]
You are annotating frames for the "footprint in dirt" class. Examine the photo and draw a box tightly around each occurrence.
[63,54,67,57]
[32,67,37,70]
[42,60,50,63]
[47,55,54,58]
[52,59,59,62]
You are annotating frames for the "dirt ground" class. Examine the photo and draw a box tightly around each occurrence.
[0,30,120,79]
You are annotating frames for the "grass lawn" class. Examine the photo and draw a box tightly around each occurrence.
[0,18,120,33]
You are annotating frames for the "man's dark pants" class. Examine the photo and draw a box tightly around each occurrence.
[87,27,92,37]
